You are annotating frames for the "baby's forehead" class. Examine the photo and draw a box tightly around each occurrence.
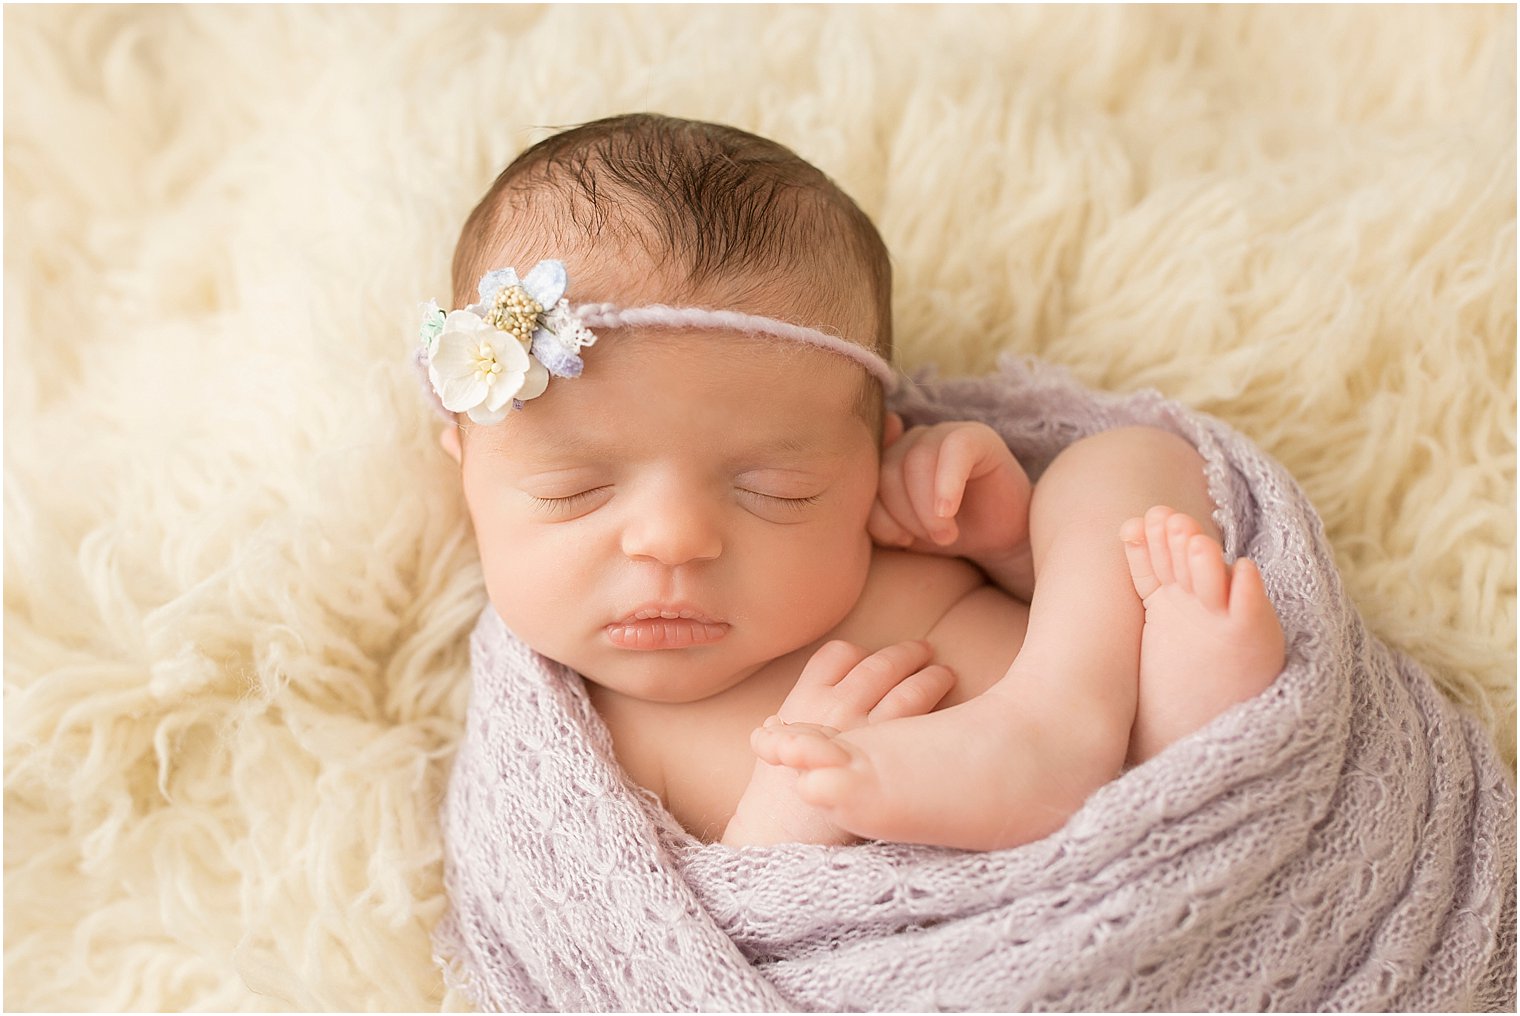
[498,410,837,461]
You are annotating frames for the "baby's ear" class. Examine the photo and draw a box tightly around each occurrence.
[882,411,905,448]
[439,424,462,463]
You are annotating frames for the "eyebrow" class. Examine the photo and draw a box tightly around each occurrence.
[745,431,828,457]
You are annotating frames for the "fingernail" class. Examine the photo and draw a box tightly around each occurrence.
[935,497,953,518]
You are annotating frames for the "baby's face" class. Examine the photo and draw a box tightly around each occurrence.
[448,329,881,704]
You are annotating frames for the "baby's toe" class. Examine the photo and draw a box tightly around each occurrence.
[1187,533,1229,611]
[1165,512,1202,593]
[1227,557,1274,625]
[1144,506,1178,584]
[1122,517,1161,600]
[796,759,873,811]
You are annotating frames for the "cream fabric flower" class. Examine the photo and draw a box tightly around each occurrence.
[427,310,549,424]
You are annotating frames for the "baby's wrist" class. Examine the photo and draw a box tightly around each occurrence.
[723,781,794,848]
[720,809,768,847]
[977,537,1028,567]
[722,761,790,846]
[972,539,1035,600]
[724,759,859,848]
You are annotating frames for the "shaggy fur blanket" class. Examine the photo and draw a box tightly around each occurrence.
[6,6,1514,1009]
[434,362,1516,1012]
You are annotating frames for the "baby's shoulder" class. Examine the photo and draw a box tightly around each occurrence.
[836,548,987,644]
[866,546,986,598]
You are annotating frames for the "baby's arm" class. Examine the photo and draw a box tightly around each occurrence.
[721,640,953,848]
[868,414,1035,599]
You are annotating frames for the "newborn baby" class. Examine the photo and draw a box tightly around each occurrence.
[420,113,1285,851]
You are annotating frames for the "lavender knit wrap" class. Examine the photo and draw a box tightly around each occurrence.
[432,357,1517,1012]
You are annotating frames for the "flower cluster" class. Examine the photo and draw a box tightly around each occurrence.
[419,260,598,424]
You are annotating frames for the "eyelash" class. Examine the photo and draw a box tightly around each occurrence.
[529,489,605,512]
[742,490,821,511]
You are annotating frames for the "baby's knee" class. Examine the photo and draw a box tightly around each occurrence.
[1037,425,1217,535]
[1057,425,1204,476]
[1115,425,1201,468]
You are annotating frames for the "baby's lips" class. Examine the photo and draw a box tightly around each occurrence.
[614,605,724,625]
[605,617,730,650]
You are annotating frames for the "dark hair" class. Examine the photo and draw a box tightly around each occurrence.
[451,113,893,360]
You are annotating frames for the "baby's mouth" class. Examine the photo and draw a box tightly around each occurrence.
[606,608,729,649]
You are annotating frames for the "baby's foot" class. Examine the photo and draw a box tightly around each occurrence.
[751,688,1115,850]
[722,640,954,847]
[1120,505,1286,763]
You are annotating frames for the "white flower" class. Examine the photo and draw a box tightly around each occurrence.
[427,309,549,424]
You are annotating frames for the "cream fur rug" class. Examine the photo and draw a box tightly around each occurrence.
[5,5,1514,1010]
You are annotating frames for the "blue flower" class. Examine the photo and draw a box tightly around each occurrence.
[532,303,598,378]
[476,260,567,312]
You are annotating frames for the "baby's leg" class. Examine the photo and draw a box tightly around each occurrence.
[1121,506,1284,763]
[754,427,1231,850]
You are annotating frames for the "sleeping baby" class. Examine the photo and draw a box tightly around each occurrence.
[418,113,1286,851]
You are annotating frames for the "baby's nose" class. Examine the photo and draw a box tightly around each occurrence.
[619,490,723,567]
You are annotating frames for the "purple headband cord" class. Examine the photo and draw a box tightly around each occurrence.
[571,304,898,390]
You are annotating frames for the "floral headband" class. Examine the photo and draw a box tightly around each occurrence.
[415,260,897,425]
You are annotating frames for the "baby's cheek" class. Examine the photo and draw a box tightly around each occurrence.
[475,526,560,627]
[785,525,873,626]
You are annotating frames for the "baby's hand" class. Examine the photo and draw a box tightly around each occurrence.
[721,640,954,848]
[868,414,1032,569]
[772,639,954,731]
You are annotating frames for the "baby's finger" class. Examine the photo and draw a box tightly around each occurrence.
[900,429,958,544]
[875,430,936,544]
[837,640,935,704]
[932,426,992,523]
[868,664,955,723]
[751,722,851,770]
[796,640,872,689]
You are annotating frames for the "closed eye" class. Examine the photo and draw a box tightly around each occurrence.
[739,490,821,511]
[528,487,610,514]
